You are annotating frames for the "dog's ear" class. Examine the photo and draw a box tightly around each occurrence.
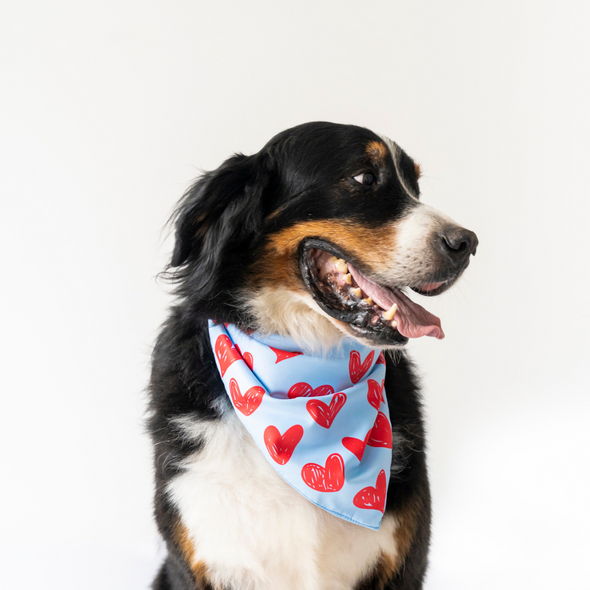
[169,152,272,296]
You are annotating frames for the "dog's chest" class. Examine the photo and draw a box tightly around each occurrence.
[168,412,398,590]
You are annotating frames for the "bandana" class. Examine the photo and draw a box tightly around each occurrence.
[208,320,392,530]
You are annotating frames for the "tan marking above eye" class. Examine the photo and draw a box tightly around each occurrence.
[366,140,388,161]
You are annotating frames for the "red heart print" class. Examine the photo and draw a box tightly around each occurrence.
[269,346,303,364]
[243,352,254,371]
[233,343,254,371]
[229,378,264,416]
[215,334,242,377]
[342,430,371,461]
[301,453,345,492]
[306,393,347,429]
[288,382,335,399]
[367,412,392,449]
[367,379,385,410]
[264,424,304,465]
[349,350,375,383]
[353,469,387,512]
[376,351,386,365]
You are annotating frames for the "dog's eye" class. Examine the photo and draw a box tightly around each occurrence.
[352,172,377,186]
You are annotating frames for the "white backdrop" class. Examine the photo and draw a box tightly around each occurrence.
[1,1,589,588]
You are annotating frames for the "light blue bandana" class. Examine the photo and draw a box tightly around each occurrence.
[208,320,393,530]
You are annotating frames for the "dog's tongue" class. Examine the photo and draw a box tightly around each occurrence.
[387,288,444,339]
[348,265,444,340]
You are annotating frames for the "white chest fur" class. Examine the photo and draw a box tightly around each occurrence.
[167,410,399,590]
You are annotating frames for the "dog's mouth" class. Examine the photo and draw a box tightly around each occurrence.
[299,239,450,346]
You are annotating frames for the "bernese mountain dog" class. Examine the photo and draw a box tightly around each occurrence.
[149,122,478,590]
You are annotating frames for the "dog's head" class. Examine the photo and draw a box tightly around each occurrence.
[169,122,477,350]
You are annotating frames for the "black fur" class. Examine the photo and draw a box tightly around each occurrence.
[148,122,456,589]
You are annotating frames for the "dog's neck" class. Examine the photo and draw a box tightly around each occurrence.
[242,286,347,354]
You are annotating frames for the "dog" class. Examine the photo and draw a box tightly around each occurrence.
[148,122,478,590]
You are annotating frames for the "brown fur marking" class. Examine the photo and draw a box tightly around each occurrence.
[372,552,397,589]
[366,140,388,162]
[250,220,399,291]
[414,162,422,180]
[359,501,420,588]
[392,498,420,571]
[175,520,211,584]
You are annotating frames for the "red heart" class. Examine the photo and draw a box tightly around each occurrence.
[367,379,385,410]
[376,351,386,365]
[353,469,387,512]
[306,393,347,429]
[243,352,254,371]
[301,453,345,492]
[229,378,264,416]
[349,350,375,383]
[367,412,392,448]
[233,344,254,371]
[288,382,335,399]
[215,334,242,377]
[342,430,371,461]
[264,424,304,465]
[269,346,303,364]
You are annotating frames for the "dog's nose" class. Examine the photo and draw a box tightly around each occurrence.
[439,226,479,266]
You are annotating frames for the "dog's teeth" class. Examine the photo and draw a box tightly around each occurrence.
[382,303,398,321]
[391,320,398,329]
[343,273,352,284]
[363,297,373,305]
[334,259,348,273]
[351,287,362,298]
